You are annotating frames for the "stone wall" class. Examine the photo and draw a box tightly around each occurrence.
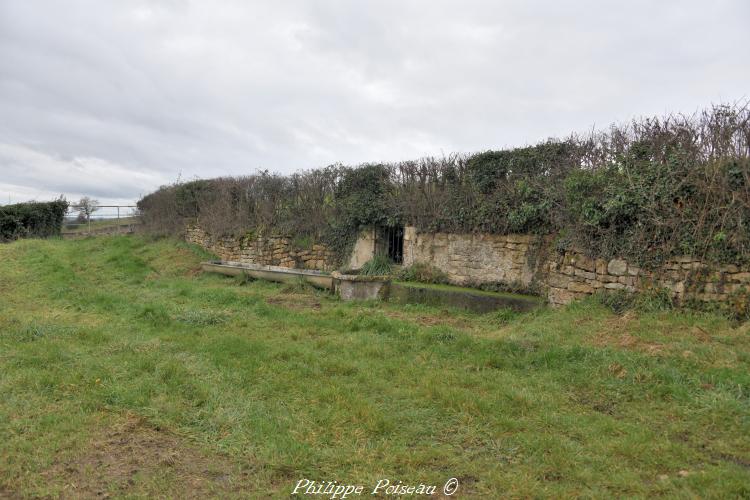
[186,223,750,307]
[347,228,376,270]
[186,225,337,271]
[402,227,547,287]
[545,251,750,306]
[402,227,750,307]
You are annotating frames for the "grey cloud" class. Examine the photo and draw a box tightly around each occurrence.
[1,0,748,204]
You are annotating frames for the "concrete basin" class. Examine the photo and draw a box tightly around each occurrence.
[201,261,334,290]
[332,271,391,301]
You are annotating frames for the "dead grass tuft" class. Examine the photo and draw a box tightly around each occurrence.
[266,293,321,311]
[592,312,664,355]
[41,413,247,498]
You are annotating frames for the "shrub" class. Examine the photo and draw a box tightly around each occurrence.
[594,288,675,315]
[359,254,393,276]
[0,199,69,242]
[593,290,636,315]
[487,308,519,325]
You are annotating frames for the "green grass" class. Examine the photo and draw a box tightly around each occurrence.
[359,254,393,276]
[0,236,749,498]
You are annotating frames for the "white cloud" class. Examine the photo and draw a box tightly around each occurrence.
[0,143,169,204]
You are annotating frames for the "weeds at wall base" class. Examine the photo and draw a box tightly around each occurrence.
[592,287,750,322]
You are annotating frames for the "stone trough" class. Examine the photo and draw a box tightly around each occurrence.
[202,261,544,312]
[332,271,391,300]
[201,261,335,290]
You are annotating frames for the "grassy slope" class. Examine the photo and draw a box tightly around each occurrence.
[0,236,748,498]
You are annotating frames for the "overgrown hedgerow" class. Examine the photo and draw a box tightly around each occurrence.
[138,104,750,268]
[0,199,69,242]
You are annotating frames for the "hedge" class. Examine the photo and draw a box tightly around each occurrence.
[138,104,750,268]
[0,200,69,242]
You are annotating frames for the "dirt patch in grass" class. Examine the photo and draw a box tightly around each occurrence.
[689,325,712,343]
[41,413,247,498]
[384,309,471,329]
[591,313,725,355]
[266,293,321,311]
[0,484,19,500]
[185,266,204,277]
[591,312,664,355]
[613,332,664,355]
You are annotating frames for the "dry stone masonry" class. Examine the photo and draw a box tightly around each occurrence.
[402,228,543,287]
[186,225,337,271]
[545,252,750,306]
[402,227,750,307]
[186,223,750,307]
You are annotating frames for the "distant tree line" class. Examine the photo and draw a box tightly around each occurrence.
[138,104,750,268]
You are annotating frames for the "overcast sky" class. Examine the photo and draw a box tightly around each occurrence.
[1,0,748,205]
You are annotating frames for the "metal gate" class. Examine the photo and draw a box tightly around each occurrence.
[62,205,141,236]
[376,225,404,264]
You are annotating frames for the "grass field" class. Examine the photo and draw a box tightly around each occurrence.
[1,236,749,498]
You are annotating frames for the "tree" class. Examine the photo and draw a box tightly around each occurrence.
[77,196,99,222]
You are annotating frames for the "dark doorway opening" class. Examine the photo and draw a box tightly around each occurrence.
[377,226,404,264]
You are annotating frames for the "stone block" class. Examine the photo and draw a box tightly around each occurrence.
[607,259,628,276]
[595,259,608,275]
[729,272,750,283]
[672,255,696,263]
[618,276,635,286]
[574,268,596,280]
[604,282,626,290]
[548,287,576,305]
[681,262,704,271]
[568,281,595,294]
[573,254,596,272]
[547,274,571,289]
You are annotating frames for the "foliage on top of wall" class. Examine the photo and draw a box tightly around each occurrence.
[0,199,69,242]
[138,104,750,268]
